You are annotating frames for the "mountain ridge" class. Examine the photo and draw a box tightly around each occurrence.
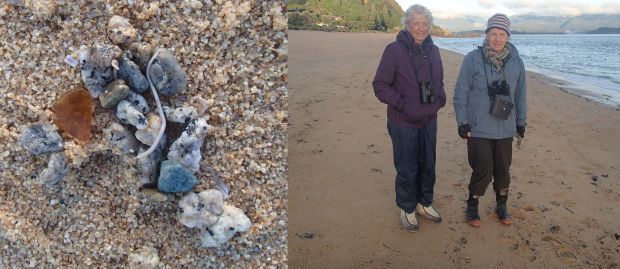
[436,13,620,34]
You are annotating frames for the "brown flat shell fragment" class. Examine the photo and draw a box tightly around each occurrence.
[52,89,94,144]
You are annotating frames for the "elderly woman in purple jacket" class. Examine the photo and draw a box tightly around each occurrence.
[372,4,446,232]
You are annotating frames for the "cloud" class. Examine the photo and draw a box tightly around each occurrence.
[502,0,620,16]
[478,0,496,9]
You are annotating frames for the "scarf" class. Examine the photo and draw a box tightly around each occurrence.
[483,39,510,71]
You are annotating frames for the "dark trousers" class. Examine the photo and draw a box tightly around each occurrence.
[467,137,513,196]
[388,120,437,213]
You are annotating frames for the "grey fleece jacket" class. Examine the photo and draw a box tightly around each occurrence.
[453,42,527,139]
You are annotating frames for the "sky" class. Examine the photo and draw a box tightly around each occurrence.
[395,0,620,19]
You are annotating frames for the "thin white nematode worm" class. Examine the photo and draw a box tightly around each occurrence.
[137,49,166,159]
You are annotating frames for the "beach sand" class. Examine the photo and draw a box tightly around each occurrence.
[288,30,620,268]
[0,2,287,267]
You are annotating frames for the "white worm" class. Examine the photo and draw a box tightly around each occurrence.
[111,59,120,70]
[137,49,166,159]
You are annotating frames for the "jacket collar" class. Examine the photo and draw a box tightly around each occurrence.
[397,30,433,53]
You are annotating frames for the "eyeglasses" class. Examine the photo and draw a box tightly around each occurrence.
[410,22,429,29]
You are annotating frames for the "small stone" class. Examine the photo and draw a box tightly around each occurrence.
[99,79,131,109]
[104,122,139,154]
[127,245,159,269]
[27,0,57,18]
[135,112,162,146]
[148,49,187,95]
[37,151,69,187]
[163,105,198,124]
[126,92,149,114]
[6,0,25,7]
[549,225,561,234]
[107,15,137,47]
[200,204,251,248]
[178,190,224,228]
[157,160,197,193]
[140,189,168,202]
[19,123,63,155]
[167,117,210,172]
[592,175,598,181]
[118,53,149,93]
[116,100,148,130]
[64,55,78,68]
[129,42,153,72]
[79,44,122,97]
[137,136,166,185]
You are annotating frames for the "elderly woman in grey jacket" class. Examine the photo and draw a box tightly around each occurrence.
[453,13,527,227]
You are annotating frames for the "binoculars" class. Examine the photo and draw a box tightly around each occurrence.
[419,81,435,104]
[488,80,510,96]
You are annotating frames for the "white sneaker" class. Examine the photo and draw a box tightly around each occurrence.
[416,203,442,223]
[400,209,419,232]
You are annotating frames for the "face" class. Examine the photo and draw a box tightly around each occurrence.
[486,28,509,52]
[406,14,429,45]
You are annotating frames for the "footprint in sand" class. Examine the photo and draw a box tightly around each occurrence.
[555,247,578,264]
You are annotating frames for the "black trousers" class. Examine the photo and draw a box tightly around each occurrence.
[467,137,513,196]
[388,120,437,213]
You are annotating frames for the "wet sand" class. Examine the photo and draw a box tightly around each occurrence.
[288,30,620,268]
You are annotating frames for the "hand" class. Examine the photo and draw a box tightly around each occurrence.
[516,125,525,137]
[458,124,471,139]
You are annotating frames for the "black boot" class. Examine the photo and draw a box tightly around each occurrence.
[466,194,480,227]
[495,189,512,225]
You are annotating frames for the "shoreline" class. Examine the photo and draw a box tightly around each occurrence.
[288,30,620,268]
[437,47,620,109]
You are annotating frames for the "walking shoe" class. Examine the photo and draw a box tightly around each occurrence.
[416,203,442,223]
[400,209,419,232]
[466,198,481,227]
[496,203,512,225]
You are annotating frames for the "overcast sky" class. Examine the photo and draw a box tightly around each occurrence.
[395,0,620,18]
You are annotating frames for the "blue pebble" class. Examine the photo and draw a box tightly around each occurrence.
[157,160,197,193]
[19,123,63,155]
[119,54,149,93]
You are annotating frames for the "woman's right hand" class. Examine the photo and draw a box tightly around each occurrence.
[458,124,471,139]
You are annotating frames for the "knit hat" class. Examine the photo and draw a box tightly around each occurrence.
[486,13,511,36]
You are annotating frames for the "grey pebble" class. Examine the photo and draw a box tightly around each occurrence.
[118,53,149,93]
[19,123,63,155]
[37,151,69,187]
[129,42,153,73]
[99,79,131,109]
[137,135,166,185]
[79,44,122,98]
[148,49,187,95]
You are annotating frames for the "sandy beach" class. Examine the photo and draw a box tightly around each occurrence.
[288,30,620,268]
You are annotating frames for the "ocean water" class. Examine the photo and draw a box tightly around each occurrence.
[433,34,620,107]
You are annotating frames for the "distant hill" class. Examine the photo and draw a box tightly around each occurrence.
[288,0,450,34]
[288,0,405,32]
[511,14,620,34]
[586,27,620,34]
[433,14,620,34]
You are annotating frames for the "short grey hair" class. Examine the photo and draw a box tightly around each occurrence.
[401,4,433,31]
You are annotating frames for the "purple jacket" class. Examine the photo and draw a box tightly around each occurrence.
[373,30,446,128]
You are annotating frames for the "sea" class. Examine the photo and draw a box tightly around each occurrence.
[433,34,620,107]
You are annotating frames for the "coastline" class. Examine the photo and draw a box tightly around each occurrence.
[288,30,620,268]
[434,38,620,108]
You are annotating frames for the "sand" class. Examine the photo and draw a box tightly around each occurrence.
[0,1,287,268]
[288,30,620,268]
